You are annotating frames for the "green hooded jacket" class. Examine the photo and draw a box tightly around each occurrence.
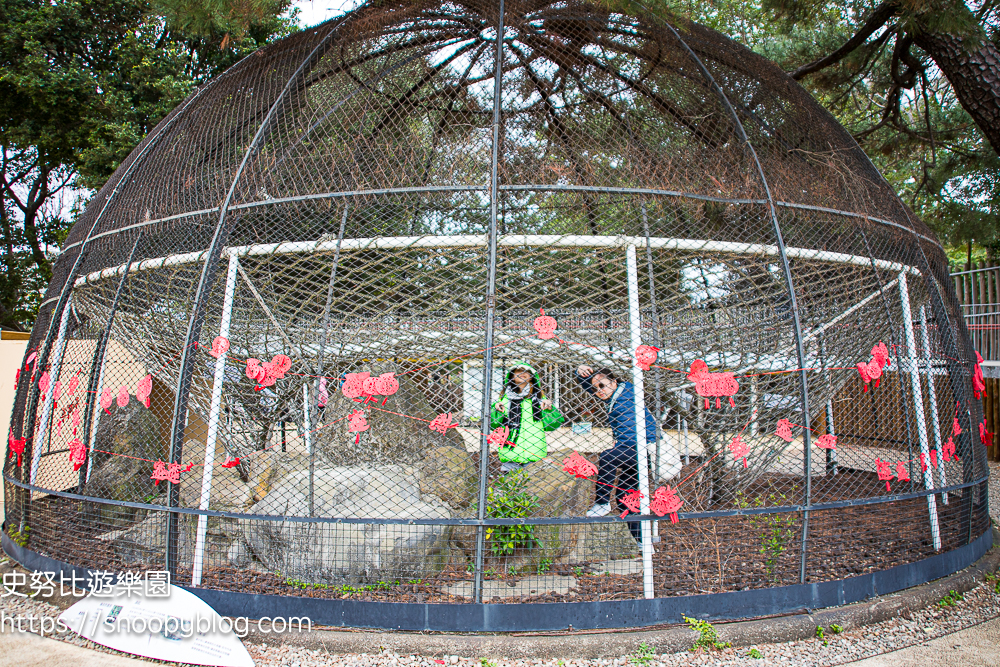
[490,361,564,463]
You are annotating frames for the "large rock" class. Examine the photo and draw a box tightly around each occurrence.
[309,364,466,466]
[83,400,164,528]
[242,465,452,584]
[97,512,195,566]
[419,445,477,509]
[449,451,638,569]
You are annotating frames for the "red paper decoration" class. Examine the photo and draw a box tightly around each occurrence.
[116,386,130,408]
[895,461,910,482]
[876,458,894,492]
[930,449,939,468]
[347,409,369,444]
[209,336,230,359]
[871,342,890,369]
[856,359,882,391]
[776,419,793,442]
[151,460,194,485]
[39,371,50,396]
[136,374,152,409]
[7,434,25,467]
[974,350,986,400]
[619,489,643,517]
[25,351,36,370]
[221,454,241,468]
[68,372,80,397]
[100,388,113,414]
[687,360,739,409]
[920,452,928,472]
[68,438,87,471]
[942,436,958,462]
[487,425,511,447]
[635,345,660,371]
[981,421,994,448]
[71,406,80,433]
[650,485,683,523]
[952,417,962,437]
[53,381,62,402]
[246,355,291,390]
[428,412,457,434]
[815,434,837,450]
[562,451,598,479]
[533,309,557,340]
[342,372,369,400]
[729,434,749,468]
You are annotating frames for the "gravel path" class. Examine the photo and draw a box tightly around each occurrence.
[3,463,999,666]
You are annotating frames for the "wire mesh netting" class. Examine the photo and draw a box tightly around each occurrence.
[4,0,991,619]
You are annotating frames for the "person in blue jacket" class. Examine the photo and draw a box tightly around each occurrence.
[575,365,657,538]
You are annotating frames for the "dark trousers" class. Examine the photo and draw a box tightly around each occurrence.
[595,444,641,541]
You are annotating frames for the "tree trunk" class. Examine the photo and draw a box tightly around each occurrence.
[914,29,1000,157]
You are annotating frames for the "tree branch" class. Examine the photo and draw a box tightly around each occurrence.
[789,0,899,80]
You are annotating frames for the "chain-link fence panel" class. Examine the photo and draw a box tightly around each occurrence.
[4,0,989,628]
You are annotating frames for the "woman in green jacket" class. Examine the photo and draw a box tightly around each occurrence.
[490,361,564,473]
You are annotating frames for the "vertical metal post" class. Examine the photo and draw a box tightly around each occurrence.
[818,336,838,475]
[900,273,942,550]
[473,0,505,604]
[920,305,947,503]
[626,244,655,599]
[30,300,72,486]
[191,253,239,587]
[682,418,689,465]
[749,375,759,437]
[303,381,313,505]
[311,205,348,518]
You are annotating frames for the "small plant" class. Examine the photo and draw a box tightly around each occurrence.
[937,589,964,607]
[986,572,1000,594]
[572,566,585,577]
[629,642,656,665]
[815,625,827,646]
[480,659,495,667]
[683,615,731,652]
[735,486,797,583]
[475,469,539,558]
[6,524,29,547]
[747,648,763,659]
[536,557,553,574]
[829,624,843,634]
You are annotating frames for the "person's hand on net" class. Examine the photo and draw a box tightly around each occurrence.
[577,365,594,377]
[541,398,552,410]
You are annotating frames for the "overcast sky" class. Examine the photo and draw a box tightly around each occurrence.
[292,0,359,27]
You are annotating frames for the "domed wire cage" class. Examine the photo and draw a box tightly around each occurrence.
[4,0,991,631]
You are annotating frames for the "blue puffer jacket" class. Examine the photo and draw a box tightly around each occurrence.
[575,372,656,451]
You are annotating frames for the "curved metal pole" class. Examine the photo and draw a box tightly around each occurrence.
[473,0,505,604]
[10,86,211,533]
[649,12,814,584]
[163,16,353,575]
[78,235,143,492]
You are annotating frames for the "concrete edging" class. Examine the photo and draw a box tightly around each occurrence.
[240,528,1000,659]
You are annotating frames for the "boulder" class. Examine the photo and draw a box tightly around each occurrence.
[84,400,164,528]
[419,445,477,509]
[241,465,452,584]
[97,512,195,566]
[309,365,466,466]
[448,450,638,568]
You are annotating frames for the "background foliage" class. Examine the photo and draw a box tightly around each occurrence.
[2,0,996,330]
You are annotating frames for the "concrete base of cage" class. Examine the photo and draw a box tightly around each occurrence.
[3,522,992,632]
